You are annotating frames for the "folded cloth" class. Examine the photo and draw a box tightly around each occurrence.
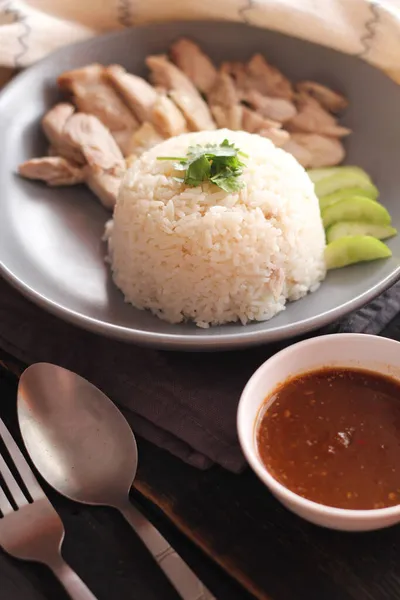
[1,276,399,472]
[0,0,399,84]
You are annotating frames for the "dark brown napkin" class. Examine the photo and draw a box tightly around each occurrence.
[0,276,399,472]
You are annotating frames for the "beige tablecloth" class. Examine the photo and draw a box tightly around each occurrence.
[0,0,399,83]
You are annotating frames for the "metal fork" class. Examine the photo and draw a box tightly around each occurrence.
[0,417,97,600]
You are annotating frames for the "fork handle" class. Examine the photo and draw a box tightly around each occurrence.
[50,556,98,600]
[120,502,215,600]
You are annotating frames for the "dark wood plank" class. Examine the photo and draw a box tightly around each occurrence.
[3,318,400,600]
[0,367,252,600]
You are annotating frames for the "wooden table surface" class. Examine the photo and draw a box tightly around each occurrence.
[2,313,400,600]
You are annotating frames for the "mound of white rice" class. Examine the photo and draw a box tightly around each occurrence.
[107,129,326,328]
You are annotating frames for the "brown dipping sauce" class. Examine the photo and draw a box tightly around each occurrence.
[257,368,400,510]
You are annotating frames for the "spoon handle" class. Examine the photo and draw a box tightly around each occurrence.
[50,555,98,600]
[120,502,215,600]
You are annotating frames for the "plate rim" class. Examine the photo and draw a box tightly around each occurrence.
[1,23,399,350]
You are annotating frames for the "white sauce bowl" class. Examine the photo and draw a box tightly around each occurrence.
[237,333,400,531]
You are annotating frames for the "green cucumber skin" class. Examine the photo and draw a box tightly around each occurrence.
[326,222,397,244]
[307,166,371,184]
[322,196,391,229]
[316,176,378,199]
[325,235,392,270]
[319,188,378,212]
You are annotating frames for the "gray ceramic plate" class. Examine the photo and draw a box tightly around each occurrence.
[1,22,399,351]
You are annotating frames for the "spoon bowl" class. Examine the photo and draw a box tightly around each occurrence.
[17,362,215,600]
[18,363,137,507]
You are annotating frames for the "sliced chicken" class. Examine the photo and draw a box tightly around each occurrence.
[20,113,125,209]
[18,156,85,186]
[296,81,348,113]
[152,94,187,137]
[241,107,289,147]
[58,64,139,155]
[106,65,158,123]
[125,122,164,156]
[221,56,293,100]
[85,170,121,210]
[259,127,290,147]
[64,113,125,209]
[211,105,243,130]
[281,139,312,167]
[220,61,248,86]
[170,38,218,94]
[42,103,85,164]
[241,107,280,134]
[208,72,243,130]
[146,55,216,131]
[287,92,351,137]
[283,133,345,168]
[240,89,297,123]
[63,113,125,174]
[246,55,293,99]
[208,72,239,107]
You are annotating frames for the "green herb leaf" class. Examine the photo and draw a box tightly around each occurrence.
[185,154,211,186]
[157,156,186,161]
[157,139,247,191]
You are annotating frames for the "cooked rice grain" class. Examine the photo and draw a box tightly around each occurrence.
[107,129,326,327]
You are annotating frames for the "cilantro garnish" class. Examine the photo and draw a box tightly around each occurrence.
[157,139,247,192]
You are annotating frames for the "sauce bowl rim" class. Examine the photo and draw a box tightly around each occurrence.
[237,333,400,521]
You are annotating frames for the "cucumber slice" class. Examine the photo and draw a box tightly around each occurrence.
[308,166,371,185]
[326,222,397,244]
[313,170,377,199]
[319,187,379,212]
[325,236,392,270]
[308,168,341,183]
[322,196,391,229]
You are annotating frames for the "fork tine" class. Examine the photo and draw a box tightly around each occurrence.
[0,485,13,516]
[0,453,29,508]
[0,419,43,502]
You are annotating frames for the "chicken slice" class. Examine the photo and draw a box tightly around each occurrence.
[241,107,281,134]
[125,122,164,156]
[220,61,248,87]
[58,64,139,155]
[20,112,125,209]
[259,127,290,147]
[63,113,125,174]
[221,56,293,100]
[296,81,348,113]
[152,94,187,137]
[207,72,243,130]
[146,55,216,131]
[281,139,312,167]
[240,89,297,123]
[85,170,121,210]
[169,38,218,94]
[245,55,293,100]
[207,72,239,107]
[18,156,85,186]
[42,103,85,164]
[64,113,126,209]
[211,105,243,130]
[106,65,158,123]
[283,133,345,168]
[287,92,351,137]
[240,107,289,147]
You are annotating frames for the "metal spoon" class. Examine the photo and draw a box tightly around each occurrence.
[17,363,214,600]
